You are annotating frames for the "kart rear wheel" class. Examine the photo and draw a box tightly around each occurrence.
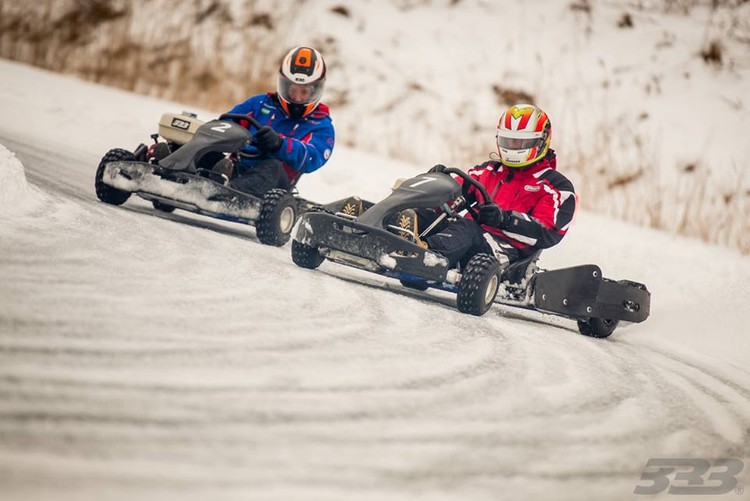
[152,200,176,213]
[577,318,619,338]
[457,253,501,316]
[291,240,324,269]
[255,189,297,246]
[95,148,134,205]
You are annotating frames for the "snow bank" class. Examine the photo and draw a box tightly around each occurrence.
[0,143,44,215]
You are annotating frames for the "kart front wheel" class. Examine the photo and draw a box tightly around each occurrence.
[291,240,324,269]
[255,189,297,246]
[577,317,619,338]
[95,148,134,205]
[457,253,501,316]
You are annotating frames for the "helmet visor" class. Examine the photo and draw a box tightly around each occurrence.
[278,75,325,105]
[496,135,542,151]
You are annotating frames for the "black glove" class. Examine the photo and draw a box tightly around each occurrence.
[254,126,283,152]
[478,203,509,228]
[428,164,447,173]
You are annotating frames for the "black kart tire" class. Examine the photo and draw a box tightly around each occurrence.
[95,148,134,205]
[457,253,501,316]
[291,240,324,269]
[400,279,429,291]
[255,189,297,246]
[577,318,619,338]
[152,200,176,213]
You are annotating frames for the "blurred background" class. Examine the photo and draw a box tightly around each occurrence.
[1,0,748,253]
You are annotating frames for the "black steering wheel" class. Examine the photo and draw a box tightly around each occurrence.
[441,167,492,220]
[218,113,265,159]
[218,113,262,130]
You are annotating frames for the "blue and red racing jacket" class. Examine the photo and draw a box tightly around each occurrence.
[227,92,335,185]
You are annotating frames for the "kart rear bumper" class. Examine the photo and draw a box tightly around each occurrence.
[533,265,651,323]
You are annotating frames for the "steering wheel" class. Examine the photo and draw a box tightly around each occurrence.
[441,167,492,220]
[218,113,262,130]
[217,113,266,160]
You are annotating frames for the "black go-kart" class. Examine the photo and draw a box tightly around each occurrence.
[94,111,319,246]
[291,167,650,338]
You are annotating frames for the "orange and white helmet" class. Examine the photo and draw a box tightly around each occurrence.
[496,104,551,168]
[277,46,326,119]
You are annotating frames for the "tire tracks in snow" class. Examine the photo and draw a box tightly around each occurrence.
[2,132,749,500]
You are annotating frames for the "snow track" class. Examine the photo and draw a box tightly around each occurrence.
[1,133,749,499]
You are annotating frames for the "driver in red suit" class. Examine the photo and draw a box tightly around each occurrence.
[401,104,576,268]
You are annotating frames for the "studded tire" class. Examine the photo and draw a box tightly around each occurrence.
[291,239,324,269]
[255,189,297,246]
[95,148,134,205]
[577,318,619,338]
[457,253,502,316]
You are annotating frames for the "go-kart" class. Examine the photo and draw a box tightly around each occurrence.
[291,168,651,338]
[94,111,319,246]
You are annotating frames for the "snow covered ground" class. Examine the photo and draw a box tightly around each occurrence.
[3,0,748,252]
[1,60,749,500]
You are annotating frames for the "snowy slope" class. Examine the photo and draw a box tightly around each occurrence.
[1,60,750,501]
[3,0,748,252]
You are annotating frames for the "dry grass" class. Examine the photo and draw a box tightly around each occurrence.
[617,12,634,28]
[570,131,749,255]
[491,85,536,107]
[1,0,747,254]
[0,0,283,112]
[700,39,724,65]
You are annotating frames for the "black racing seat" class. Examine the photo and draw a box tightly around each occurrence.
[501,249,542,284]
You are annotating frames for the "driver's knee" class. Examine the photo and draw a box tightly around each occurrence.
[230,159,287,196]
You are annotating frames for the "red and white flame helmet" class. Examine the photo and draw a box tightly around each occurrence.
[277,46,327,119]
[496,104,552,168]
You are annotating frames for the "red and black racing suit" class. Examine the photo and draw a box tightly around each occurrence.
[422,150,577,267]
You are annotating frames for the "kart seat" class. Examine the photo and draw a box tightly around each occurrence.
[501,249,542,284]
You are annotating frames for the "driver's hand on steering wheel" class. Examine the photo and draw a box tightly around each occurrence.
[478,203,510,229]
[254,126,283,152]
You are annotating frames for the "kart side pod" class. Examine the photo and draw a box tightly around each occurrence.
[533,265,650,324]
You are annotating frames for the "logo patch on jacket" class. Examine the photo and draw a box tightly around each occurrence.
[524,185,541,192]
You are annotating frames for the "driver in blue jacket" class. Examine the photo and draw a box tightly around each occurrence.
[214,46,335,196]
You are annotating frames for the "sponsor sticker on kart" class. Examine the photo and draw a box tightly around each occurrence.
[171,118,191,130]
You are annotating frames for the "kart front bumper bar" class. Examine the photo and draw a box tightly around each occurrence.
[102,161,262,222]
[295,212,452,282]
